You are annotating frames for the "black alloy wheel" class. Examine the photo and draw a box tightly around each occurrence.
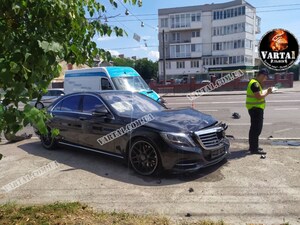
[129,138,161,176]
[40,128,57,150]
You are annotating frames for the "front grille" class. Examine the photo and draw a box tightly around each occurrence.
[195,127,224,149]
[198,132,220,148]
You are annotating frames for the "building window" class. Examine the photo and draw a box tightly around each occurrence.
[192,30,200,37]
[191,12,201,22]
[245,56,253,65]
[246,23,254,33]
[246,7,254,18]
[166,62,171,69]
[191,43,201,52]
[176,61,185,68]
[245,39,252,49]
[191,60,200,68]
[170,13,191,28]
[213,6,245,20]
[160,18,168,28]
[172,32,180,42]
[170,44,192,58]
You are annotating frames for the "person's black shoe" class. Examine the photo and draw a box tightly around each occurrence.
[258,147,263,151]
[250,150,267,155]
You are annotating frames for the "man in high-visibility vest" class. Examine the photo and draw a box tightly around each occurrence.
[246,68,273,154]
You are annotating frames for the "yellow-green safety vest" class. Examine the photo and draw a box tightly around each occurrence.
[246,79,266,110]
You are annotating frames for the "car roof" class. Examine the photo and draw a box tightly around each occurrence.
[66,90,137,96]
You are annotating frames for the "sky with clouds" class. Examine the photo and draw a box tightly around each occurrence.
[96,0,300,61]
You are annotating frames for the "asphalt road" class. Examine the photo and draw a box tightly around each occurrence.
[164,91,300,140]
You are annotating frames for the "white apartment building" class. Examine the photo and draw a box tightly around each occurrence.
[158,0,260,83]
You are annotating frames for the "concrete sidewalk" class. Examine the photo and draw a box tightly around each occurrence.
[0,139,299,224]
[160,80,300,98]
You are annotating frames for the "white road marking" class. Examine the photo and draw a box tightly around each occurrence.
[274,108,299,111]
[227,123,273,126]
[274,128,294,133]
[169,99,300,105]
[198,109,218,112]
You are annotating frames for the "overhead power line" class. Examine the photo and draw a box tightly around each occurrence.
[102,7,300,24]
[115,0,157,30]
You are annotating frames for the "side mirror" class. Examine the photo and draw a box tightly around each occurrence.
[92,105,111,117]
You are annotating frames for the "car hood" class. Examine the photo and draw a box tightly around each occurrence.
[121,107,217,133]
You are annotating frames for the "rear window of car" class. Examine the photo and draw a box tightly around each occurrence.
[45,90,65,96]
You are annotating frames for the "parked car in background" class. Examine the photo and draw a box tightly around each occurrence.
[31,89,65,109]
[36,90,230,176]
[201,80,211,84]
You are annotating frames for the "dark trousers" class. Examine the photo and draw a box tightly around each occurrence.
[248,107,264,151]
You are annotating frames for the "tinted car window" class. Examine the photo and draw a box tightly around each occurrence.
[82,95,103,113]
[101,78,113,90]
[60,95,81,112]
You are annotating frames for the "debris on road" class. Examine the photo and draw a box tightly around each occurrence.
[260,155,266,159]
[232,112,241,119]
[226,135,235,140]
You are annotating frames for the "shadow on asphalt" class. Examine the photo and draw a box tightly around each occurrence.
[227,149,249,160]
[17,140,228,186]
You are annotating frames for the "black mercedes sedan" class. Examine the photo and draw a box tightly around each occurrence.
[37,91,230,176]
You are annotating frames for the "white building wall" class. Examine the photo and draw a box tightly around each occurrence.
[158,0,259,80]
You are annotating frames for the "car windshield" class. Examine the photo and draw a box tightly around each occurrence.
[100,92,164,117]
[111,76,150,92]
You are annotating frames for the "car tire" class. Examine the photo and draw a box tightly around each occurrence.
[35,102,44,109]
[128,138,162,176]
[40,128,57,150]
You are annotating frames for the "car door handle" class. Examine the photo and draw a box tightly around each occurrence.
[79,116,87,121]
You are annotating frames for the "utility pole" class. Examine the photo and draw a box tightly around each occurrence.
[162,29,166,85]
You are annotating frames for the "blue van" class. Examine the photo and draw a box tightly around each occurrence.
[64,66,162,103]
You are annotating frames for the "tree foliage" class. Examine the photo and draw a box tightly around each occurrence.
[112,57,135,68]
[112,57,158,81]
[0,0,140,136]
[134,58,158,81]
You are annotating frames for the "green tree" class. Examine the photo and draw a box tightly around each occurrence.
[288,64,299,81]
[111,57,158,81]
[112,57,135,68]
[0,0,141,137]
[134,58,158,81]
